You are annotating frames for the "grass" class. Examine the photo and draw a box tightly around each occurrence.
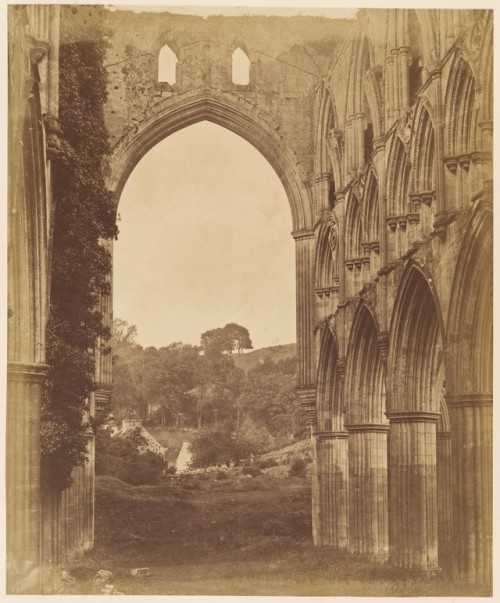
[67,472,491,596]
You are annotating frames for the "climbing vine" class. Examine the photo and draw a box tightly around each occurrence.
[41,6,118,490]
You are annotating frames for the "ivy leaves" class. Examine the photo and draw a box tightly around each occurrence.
[41,7,117,490]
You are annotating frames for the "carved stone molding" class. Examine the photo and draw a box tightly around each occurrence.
[7,361,49,382]
[344,422,390,433]
[386,410,441,423]
[26,33,50,64]
[377,332,389,361]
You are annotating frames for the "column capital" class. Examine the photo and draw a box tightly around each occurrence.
[297,386,317,427]
[386,410,441,423]
[335,358,346,378]
[291,227,315,241]
[314,430,348,440]
[296,386,316,401]
[345,422,390,433]
[8,362,49,382]
[445,394,492,408]
[377,332,389,361]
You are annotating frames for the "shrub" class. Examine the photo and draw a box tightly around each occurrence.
[288,458,307,478]
[241,464,261,477]
[257,457,279,469]
[95,428,164,485]
[190,423,249,468]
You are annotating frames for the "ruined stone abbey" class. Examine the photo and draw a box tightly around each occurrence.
[7,5,493,593]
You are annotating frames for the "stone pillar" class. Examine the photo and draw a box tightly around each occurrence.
[447,395,492,585]
[293,228,316,390]
[387,410,440,572]
[346,424,389,560]
[436,430,453,571]
[385,55,394,126]
[399,47,410,111]
[7,362,48,594]
[355,113,365,173]
[312,431,349,548]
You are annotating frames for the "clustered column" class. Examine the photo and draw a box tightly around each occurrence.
[448,395,492,585]
[7,362,48,593]
[313,431,348,548]
[387,410,440,572]
[346,424,389,559]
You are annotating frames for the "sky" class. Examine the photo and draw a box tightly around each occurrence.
[113,121,296,351]
[106,4,359,18]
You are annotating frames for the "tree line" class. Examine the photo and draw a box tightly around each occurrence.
[111,319,304,450]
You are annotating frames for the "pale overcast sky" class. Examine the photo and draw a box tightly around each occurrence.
[113,121,296,350]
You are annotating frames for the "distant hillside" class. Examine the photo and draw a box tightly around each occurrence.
[233,343,296,372]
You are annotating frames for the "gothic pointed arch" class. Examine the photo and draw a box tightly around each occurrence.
[446,201,492,398]
[107,91,313,231]
[411,100,436,194]
[345,190,363,259]
[314,217,338,290]
[157,43,178,84]
[444,53,477,156]
[388,262,444,413]
[315,84,342,190]
[410,99,436,233]
[386,134,410,216]
[316,323,341,431]
[362,167,379,244]
[345,302,386,425]
[347,33,370,116]
[231,46,250,85]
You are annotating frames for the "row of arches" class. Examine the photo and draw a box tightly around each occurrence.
[313,200,492,582]
[316,18,489,189]
[158,43,250,85]
[314,43,487,295]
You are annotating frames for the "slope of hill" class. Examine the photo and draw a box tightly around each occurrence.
[233,343,296,372]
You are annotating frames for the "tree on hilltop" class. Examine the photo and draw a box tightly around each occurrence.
[201,323,253,355]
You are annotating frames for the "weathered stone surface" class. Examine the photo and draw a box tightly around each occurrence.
[8,5,493,593]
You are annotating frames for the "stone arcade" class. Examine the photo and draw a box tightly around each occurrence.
[7,5,493,593]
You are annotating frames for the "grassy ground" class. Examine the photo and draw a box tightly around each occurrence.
[69,472,490,596]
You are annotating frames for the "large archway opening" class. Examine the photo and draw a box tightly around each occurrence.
[114,121,295,351]
[95,109,313,581]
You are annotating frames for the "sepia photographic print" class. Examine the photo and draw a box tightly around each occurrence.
[5,1,494,597]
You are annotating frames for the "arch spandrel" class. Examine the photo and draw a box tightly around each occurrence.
[107,91,313,231]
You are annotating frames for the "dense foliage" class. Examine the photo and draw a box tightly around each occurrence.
[189,418,275,468]
[95,428,164,486]
[41,7,117,489]
[201,323,253,355]
[111,319,304,465]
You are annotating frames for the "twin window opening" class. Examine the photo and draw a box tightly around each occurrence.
[158,45,250,86]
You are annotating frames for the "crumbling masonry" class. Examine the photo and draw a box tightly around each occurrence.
[8,5,492,593]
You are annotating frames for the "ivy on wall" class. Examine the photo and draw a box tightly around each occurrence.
[41,6,118,490]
